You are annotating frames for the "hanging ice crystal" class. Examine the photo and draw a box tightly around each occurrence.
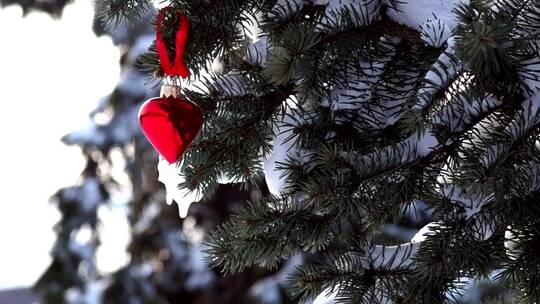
[157,157,202,218]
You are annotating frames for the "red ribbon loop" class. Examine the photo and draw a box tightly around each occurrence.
[156,8,190,78]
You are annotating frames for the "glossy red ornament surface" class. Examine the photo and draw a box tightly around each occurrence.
[139,96,203,164]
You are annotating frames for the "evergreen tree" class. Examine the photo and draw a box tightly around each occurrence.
[0,0,293,303]
[6,0,540,303]
[96,0,540,303]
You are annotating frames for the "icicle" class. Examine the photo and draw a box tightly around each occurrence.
[157,157,202,218]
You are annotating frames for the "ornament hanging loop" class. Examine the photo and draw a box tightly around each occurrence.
[156,7,190,78]
[160,77,182,99]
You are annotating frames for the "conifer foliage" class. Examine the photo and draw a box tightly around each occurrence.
[9,0,540,303]
[115,0,539,302]
[97,0,540,302]
[102,0,540,303]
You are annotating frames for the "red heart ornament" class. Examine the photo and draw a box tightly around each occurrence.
[139,96,203,164]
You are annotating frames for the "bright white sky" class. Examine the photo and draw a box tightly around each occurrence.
[0,1,128,289]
